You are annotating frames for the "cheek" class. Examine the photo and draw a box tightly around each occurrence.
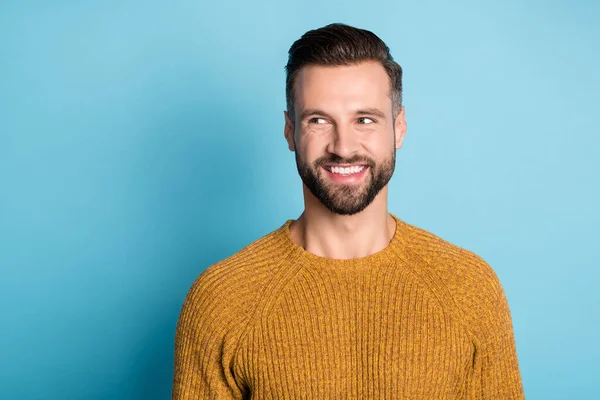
[362,130,394,155]
[383,128,397,149]
[297,133,328,158]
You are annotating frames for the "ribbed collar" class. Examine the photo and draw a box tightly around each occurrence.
[278,213,406,269]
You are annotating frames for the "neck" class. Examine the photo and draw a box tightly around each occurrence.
[289,186,396,260]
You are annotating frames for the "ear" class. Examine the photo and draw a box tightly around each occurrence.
[284,110,296,152]
[394,106,407,149]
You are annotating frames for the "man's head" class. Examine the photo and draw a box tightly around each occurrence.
[283,23,406,216]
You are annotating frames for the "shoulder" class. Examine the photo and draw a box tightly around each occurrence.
[172,224,297,396]
[398,219,509,338]
[178,222,295,329]
[399,219,501,286]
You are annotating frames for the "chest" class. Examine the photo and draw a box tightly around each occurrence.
[239,269,475,399]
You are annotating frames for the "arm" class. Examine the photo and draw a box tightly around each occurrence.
[172,274,247,399]
[469,266,525,399]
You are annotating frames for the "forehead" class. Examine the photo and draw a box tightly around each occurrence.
[294,60,392,116]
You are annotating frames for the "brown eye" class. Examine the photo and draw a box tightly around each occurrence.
[358,117,375,124]
[309,117,327,124]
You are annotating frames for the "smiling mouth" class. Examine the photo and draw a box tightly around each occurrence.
[320,164,370,185]
[322,164,368,175]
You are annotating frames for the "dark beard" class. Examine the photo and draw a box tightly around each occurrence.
[294,145,396,216]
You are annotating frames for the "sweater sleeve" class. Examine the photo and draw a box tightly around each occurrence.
[468,263,525,399]
[171,270,248,400]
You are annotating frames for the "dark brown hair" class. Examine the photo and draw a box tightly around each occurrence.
[285,23,403,121]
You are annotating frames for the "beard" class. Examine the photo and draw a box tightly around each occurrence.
[294,142,396,216]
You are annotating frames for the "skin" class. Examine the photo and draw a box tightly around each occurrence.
[283,60,407,259]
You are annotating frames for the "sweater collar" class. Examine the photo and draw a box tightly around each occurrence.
[278,213,406,268]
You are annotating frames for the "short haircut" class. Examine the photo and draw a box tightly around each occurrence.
[285,23,403,121]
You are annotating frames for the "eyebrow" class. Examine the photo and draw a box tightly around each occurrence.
[299,107,387,121]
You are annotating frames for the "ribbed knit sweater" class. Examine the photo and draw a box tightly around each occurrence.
[172,214,524,399]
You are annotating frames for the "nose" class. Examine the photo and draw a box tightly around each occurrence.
[326,123,358,159]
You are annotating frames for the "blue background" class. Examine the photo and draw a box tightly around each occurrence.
[1,1,598,399]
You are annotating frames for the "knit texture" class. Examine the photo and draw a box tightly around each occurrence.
[172,214,524,399]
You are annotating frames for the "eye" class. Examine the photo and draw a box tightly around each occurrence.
[358,117,375,124]
[308,117,327,124]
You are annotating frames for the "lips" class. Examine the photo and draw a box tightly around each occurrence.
[321,165,369,184]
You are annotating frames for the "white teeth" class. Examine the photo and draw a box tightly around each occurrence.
[328,165,366,175]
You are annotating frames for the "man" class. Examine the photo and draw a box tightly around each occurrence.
[172,23,524,399]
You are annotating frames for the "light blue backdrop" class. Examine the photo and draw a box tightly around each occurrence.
[1,1,598,399]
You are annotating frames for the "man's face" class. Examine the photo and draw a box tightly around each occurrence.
[284,60,406,215]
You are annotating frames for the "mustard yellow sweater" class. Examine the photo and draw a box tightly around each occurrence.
[172,214,524,399]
